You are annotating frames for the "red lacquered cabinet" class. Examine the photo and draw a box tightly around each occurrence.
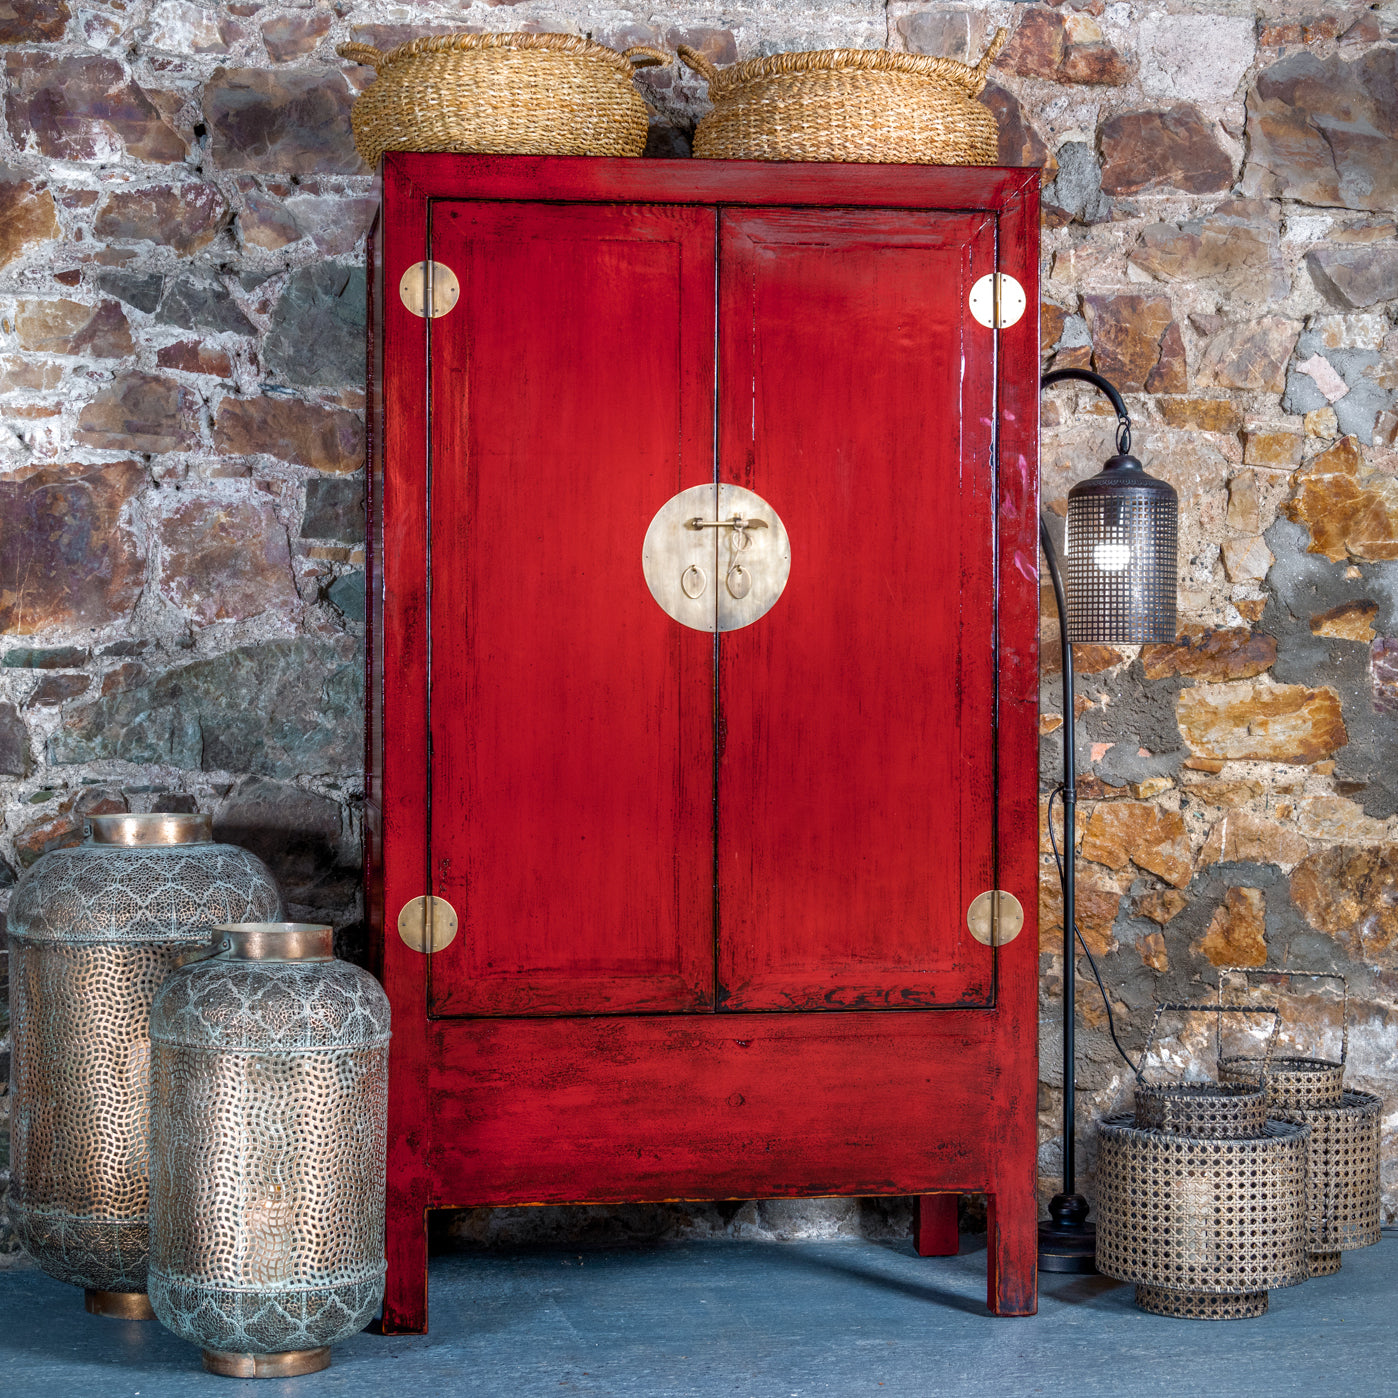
[366,154,1041,1332]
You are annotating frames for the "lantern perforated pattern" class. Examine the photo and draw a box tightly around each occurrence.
[148,956,390,1358]
[5,844,282,1295]
[1065,490,1177,645]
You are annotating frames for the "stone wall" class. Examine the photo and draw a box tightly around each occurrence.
[0,0,1396,1256]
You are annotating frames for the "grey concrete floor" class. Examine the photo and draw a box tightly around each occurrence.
[2,1236,1395,1398]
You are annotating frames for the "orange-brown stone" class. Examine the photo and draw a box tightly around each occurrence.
[76,372,198,454]
[1158,398,1243,434]
[157,340,234,378]
[997,8,1131,86]
[1137,889,1189,926]
[1227,473,1261,533]
[156,494,299,624]
[1196,317,1300,393]
[1311,600,1379,642]
[214,394,365,474]
[1291,844,1398,961]
[1196,887,1267,967]
[1221,535,1275,583]
[1198,812,1310,869]
[0,460,144,634]
[1039,860,1122,956]
[1041,302,1069,357]
[1100,105,1233,195]
[1176,683,1348,765]
[1082,293,1187,395]
[1040,638,1127,678]
[1284,435,1398,563]
[1243,428,1303,468]
[1081,802,1193,888]
[15,298,133,358]
[0,176,58,269]
[1138,929,1169,973]
[1140,627,1276,682]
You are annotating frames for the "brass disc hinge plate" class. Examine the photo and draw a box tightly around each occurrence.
[397,895,459,953]
[968,273,1026,330]
[399,261,460,319]
[967,889,1025,946]
[642,483,791,633]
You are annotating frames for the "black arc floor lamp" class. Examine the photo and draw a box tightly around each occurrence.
[1037,368,1179,1273]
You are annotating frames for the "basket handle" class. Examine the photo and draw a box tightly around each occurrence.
[1217,967,1348,1066]
[1137,1002,1281,1086]
[623,45,671,70]
[968,27,1009,89]
[677,43,721,88]
[337,42,384,70]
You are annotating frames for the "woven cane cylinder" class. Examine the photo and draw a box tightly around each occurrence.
[1216,969,1379,1276]
[678,29,1006,165]
[1219,1055,1345,1110]
[338,34,669,167]
[5,816,281,1312]
[148,924,390,1376]
[1095,1002,1309,1319]
[1096,1114,1310,1318]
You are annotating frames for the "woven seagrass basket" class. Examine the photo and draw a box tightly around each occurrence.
[337,33,670,167]
[677,28,1006,164]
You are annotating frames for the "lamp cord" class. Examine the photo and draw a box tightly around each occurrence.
[1046,784,1140,1076]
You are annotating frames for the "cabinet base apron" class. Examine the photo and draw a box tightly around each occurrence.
[202,1347,332,1378]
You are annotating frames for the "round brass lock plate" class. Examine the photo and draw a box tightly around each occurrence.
[968,273,1027,330]
[397,895,459,953]
[642,483,791,633]
[399,261,460,319]
[967,889,1025,946]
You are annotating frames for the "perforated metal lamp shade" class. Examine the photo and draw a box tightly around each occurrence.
[1064,452,1178,645]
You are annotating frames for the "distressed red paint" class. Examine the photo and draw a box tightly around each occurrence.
[367,154,1041,1332]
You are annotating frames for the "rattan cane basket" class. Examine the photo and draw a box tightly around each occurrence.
[1095,1004,1311,1320]
[677,28,1007,165]
[1216,970,1381,1277]
[337,33,670,167]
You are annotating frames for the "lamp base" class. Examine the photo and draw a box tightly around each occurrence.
[1038,1192,1098,1275]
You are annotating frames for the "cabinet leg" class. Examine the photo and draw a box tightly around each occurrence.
[985,1183,1038,1316]
[382,1202,429,1335]
[912,1193,959,1257]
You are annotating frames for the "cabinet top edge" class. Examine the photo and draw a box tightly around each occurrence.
[380,152,1040,212]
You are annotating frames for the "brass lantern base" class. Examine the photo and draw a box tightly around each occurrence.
[85,1289,155,1320]
[203,1347,331,1379]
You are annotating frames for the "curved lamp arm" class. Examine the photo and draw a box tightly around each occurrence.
[1041,367,1132,454]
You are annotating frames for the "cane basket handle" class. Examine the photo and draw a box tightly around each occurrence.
[1217,967,1349,1066]
[1137,1002,1281,1085]
[623,45,671,70]
[677,44,721,88]
[336,42,384,69]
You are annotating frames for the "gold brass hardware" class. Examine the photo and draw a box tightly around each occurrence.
[398,261,460,319]
[642,484,791,633]
[968,273,1027,330]
[967,889,1025,946]
[397,895,459,953]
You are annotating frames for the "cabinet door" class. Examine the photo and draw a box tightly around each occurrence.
[427,202,716,1017]
[716,209,997,1011]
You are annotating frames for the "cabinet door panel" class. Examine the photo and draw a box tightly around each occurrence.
[716,209,997,1011]
[428,202,716,1017]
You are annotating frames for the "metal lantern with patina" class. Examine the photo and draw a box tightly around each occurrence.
[148,923,390,1379]
[5,814,282,1320]
[1095,1004,1311,1319]
[1217,970,1382,1278]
